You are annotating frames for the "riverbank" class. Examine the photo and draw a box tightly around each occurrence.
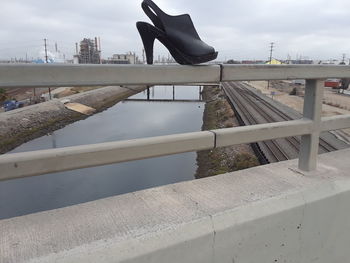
[195,85,258,179]
[0,85,147,154]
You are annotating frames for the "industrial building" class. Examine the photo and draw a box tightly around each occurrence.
[103,52,137,64]
[75,37,101,64]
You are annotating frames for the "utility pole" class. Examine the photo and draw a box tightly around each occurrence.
[269,42,274,64]
[98,37,102,64]
[341,53,346,64]
[44,38,49,63]
[267,42,274,89]
[44,38,52,100]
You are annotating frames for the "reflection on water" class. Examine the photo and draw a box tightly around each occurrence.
[133,85,203,101]
[0,86,205,219]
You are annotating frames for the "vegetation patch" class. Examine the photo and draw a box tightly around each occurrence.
[196,85,259,178]
[0,88,8,103]
[232,153,259,171]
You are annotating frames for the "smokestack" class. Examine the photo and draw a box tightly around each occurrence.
[55,42,58,53]
[75,43,79,55]
[95,37,98,51]
[98,37,102,64]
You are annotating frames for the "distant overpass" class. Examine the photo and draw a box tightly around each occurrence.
[124,98,203,103]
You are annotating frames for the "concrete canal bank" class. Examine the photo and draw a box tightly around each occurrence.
[0,85,147,153]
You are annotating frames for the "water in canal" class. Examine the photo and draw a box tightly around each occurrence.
[0,86,204,219]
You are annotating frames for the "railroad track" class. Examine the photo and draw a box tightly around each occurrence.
[222,81,340,163]
[236,82,337,153]
[246,83,336,152]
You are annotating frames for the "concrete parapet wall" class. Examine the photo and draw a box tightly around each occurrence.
[1,149,350,262]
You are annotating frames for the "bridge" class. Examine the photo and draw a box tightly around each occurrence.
[124,98,203,103]
[127,84,204,101]
[1,64,350,262]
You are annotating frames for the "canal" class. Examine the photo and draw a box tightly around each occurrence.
[0,85,205,219]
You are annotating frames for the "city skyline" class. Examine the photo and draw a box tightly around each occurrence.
[0,0,349,62]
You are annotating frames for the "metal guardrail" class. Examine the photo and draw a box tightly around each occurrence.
[0,64,350,87]
[0,64,350,181]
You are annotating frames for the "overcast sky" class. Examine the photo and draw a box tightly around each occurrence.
[0,0,349,62]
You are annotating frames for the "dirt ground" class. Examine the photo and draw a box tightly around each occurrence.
[247,80,350,138]
[196,86,258,178]
[1,86,102,106]
[4,87,51,101]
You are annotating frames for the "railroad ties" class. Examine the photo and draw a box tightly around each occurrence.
[222,81,347,164]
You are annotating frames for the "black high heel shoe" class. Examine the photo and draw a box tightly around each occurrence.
[136,0,218,65]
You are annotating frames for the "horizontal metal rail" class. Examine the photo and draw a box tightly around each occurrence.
[222,65,350,81]
[0,64,350,88]
[1,117,348,181]
[0,64,350,179]
[321,115,350,131]
[0,64,220,88]
[0,131,214,180]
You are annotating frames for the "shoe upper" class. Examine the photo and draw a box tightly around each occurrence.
[163,14,216,57]
[141,0,216,58]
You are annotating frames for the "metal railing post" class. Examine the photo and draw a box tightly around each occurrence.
[298,79,324,171]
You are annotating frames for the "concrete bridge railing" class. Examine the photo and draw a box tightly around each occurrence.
[0,64,350,181]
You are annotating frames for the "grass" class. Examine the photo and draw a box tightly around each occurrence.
[196,86,259,178]
[0,88,8,103]
[232,153,259,171]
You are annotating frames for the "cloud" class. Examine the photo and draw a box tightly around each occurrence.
[0,0,349,61]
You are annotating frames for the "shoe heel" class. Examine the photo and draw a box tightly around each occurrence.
[136,22,156,64]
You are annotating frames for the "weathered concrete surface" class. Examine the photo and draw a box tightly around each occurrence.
[0,85,147,153]
[1,149,350,263]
